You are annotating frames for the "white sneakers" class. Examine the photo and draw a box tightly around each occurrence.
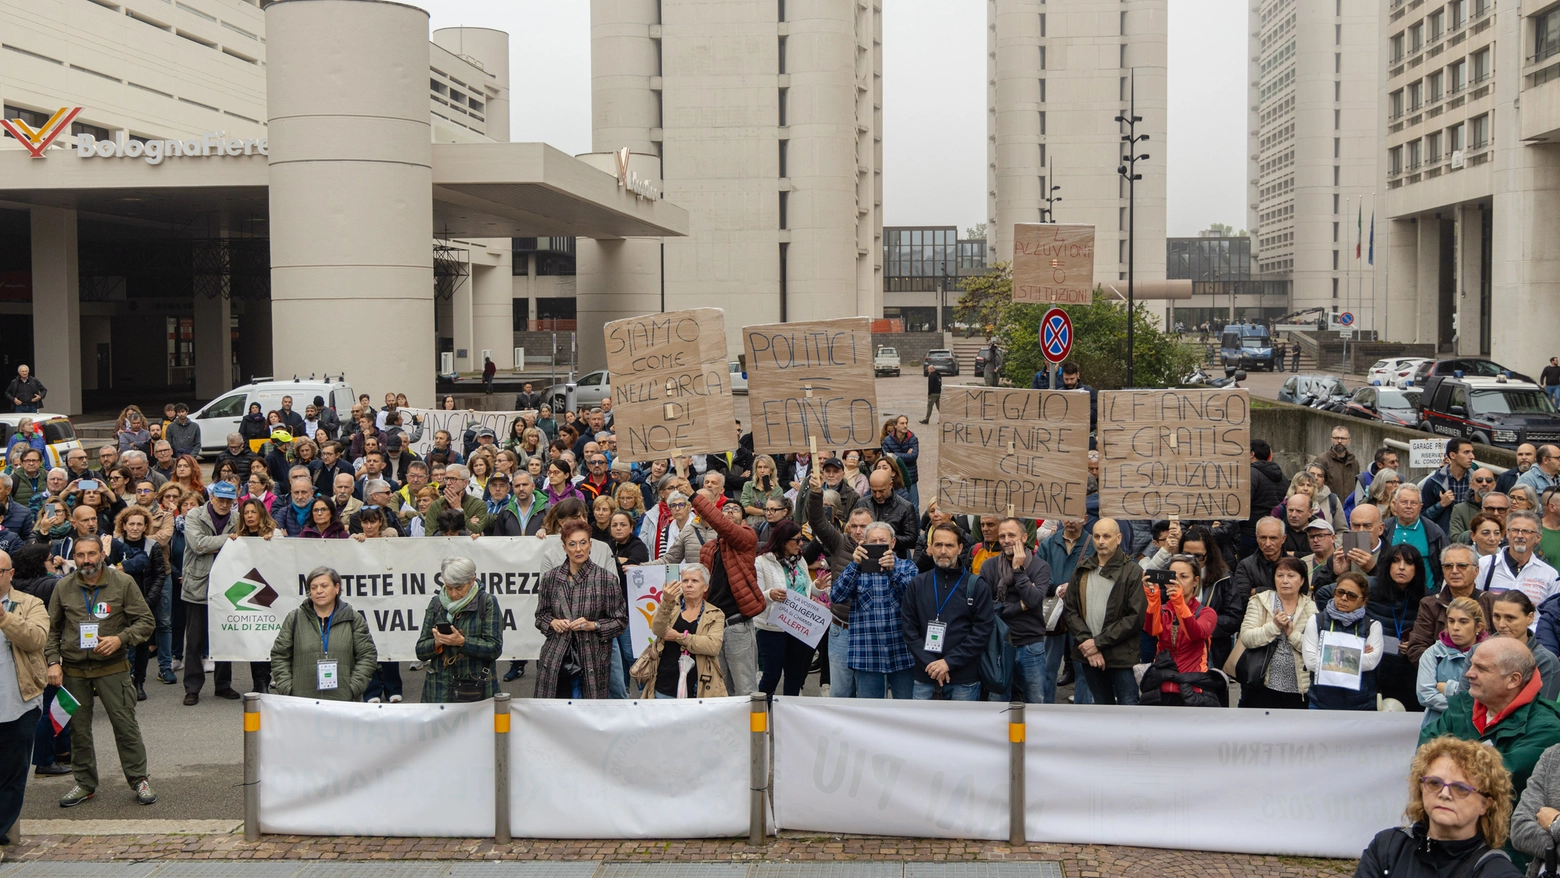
[388,695,403,703]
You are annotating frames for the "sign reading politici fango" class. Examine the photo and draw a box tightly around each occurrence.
[75,132,267,164]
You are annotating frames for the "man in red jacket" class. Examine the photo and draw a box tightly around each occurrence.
[690,489,764,695]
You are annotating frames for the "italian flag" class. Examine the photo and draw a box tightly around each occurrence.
[49,687,79,734]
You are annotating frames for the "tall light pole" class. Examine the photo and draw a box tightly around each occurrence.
[1040,156,1062,223]
[1115,71,1150,388]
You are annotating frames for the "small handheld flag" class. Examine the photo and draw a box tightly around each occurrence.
[50,687,80,735]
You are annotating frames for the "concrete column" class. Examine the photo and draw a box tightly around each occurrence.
[589,0,660,155]
[1386,217,1418,343]
[29,206,80,415]
[575,151,663,372]
[472,252,515,369]
[452,267,474,372]
[1456,206,1483,357]
[1492,149,1560,375]
[991,0,1045,263]
[193,293,232,398]
[266,0,435,406]
[1416,218,1441,347]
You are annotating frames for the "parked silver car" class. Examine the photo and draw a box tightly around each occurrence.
[543,370,611,413]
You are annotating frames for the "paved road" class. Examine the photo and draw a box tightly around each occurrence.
[0,863,1067,878]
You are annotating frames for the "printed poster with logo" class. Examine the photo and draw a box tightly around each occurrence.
[208,536,551,661]
[623,565,679,658]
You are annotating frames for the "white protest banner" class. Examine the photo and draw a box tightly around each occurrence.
[742,317,879,455]
[1024,705,1420,857]
[1097,388,1250,520]
[1409,438,1445,469]
[207,536,549,661]
[623,564,679,658]
[509,697,751,838]
[936,386,1091,518]
[398,407,528,458]
[605,308,736,462]
[256,694,494,837]
[771,590,829,648]
[1012,223,1095,305]
[772,698,1010,840]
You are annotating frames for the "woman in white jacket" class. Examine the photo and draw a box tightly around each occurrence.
[1303,571,1385,710]
[1237,556,1316,709]
[753,519,825,698]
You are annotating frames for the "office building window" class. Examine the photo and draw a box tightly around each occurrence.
[1472,48,1491,84]
[778,88,787,126]
[1389,146,1402,175]
[1448,122,1464,153]
[1427,131,1442,163]
[1470,114,1489,149]
[778,36,786,74]
[779,243,789,320]
[1539,8,1560,63]
[1428,71,1443,101]
[1406,138,1422,170]
[778,191,788,230]
[778,139,787,178]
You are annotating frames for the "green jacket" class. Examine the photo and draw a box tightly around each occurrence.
[270,599,379,701]
[421,492,493,536]
[1063,549,1148,670]
[1421,685,1560,799]
[414,590,503,703]
[45,567,154,676]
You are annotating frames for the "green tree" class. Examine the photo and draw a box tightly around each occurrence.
[956,262,1201,389]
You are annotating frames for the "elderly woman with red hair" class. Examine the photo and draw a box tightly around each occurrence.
[533,519,628,699]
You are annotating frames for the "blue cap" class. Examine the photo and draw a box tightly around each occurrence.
[211,481,239,500]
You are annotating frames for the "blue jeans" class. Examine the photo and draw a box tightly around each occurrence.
[363,662,402,700]
[853,667,913,699]
[1080,665,1140,705]
[1012,641,1050,703]
[152,581,173,674]
[1549,387,1560,407]
[827,622,855,697]
[12,405,35,414]
[33,685,69,767]
[912,680,981,701]
[608,628,634,699]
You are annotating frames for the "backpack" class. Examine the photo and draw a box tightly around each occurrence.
[979,614,1017,693]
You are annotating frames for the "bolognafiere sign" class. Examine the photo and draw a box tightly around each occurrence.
[1096,388,1250,519]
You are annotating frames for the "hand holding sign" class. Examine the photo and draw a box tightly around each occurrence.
[742,318,878,455]
[604,308,736,462]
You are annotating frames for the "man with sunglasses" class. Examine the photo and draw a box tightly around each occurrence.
[1448,468,1499,545]
[1404,544,1499,665]
[1421,636,1560,812]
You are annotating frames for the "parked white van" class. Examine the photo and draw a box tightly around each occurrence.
[189,377,356,456]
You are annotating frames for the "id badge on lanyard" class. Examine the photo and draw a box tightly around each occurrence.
[924,572,964,654]
[317,659,339,690]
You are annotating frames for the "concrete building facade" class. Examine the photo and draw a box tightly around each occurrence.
[583,0,883,368]
[987,0,1168,297]
[0,0,685,412]
[1382,0,1560,374]
[1247,0,1382,326]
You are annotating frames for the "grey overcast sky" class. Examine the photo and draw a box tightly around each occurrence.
[420,0,1246,238]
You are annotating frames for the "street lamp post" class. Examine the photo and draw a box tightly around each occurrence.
[1115,71,1150,388]
[1040,156,1062,223]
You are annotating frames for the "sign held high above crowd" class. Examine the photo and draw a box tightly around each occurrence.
[936,386,1090,519]
[605,308,737,462]
[1096,388,1250,520]
[1012,223,1095,305]
[742,317,879,455]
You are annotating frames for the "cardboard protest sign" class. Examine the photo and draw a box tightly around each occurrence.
[935,386,1091,519]
[742,317,879,455]
[605,308,737,462]
[1096,389,1250,520]
[1012,223,1095,305]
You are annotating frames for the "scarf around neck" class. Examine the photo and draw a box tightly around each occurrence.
[439,582,479,619]
[1324,599,1367,625]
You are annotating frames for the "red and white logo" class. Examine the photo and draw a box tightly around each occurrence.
[0,107,82,158]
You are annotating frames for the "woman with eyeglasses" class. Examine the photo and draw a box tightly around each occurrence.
[241,471,280,519]
[1359,737,1520,877]
[1237,556,1315,710]
[533,520,626,699]
[1511,484,1541,515]
[741,454,787,527]
[1370,468,1403,518]
[1303,571,1384,710]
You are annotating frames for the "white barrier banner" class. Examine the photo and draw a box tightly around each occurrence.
[1025,706,1420,858]
[256,694,494,837]
[509,697,750,838]
[207,536,548,661]
[400,408,529,458]
[772,698,1009,840]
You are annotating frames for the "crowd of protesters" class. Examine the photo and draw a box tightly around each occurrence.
[11,373,1560,873]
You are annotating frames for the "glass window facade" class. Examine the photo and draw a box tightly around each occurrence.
[883,226,957,292]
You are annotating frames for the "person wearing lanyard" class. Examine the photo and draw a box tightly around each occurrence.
[901,523,995,701]
[270,566,378,702]
[43,537,155,807]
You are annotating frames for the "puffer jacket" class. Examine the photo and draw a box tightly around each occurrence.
[1143,590,1217,695]
[119,535,168,611]
[690,492,764,620]
[880,430,920,484]
[270,598,379,701]
[1417,632,1480,724]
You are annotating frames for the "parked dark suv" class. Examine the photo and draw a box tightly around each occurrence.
[1419,375,1560,449]
[1410,357,1534,405]
[923,349,959,376]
